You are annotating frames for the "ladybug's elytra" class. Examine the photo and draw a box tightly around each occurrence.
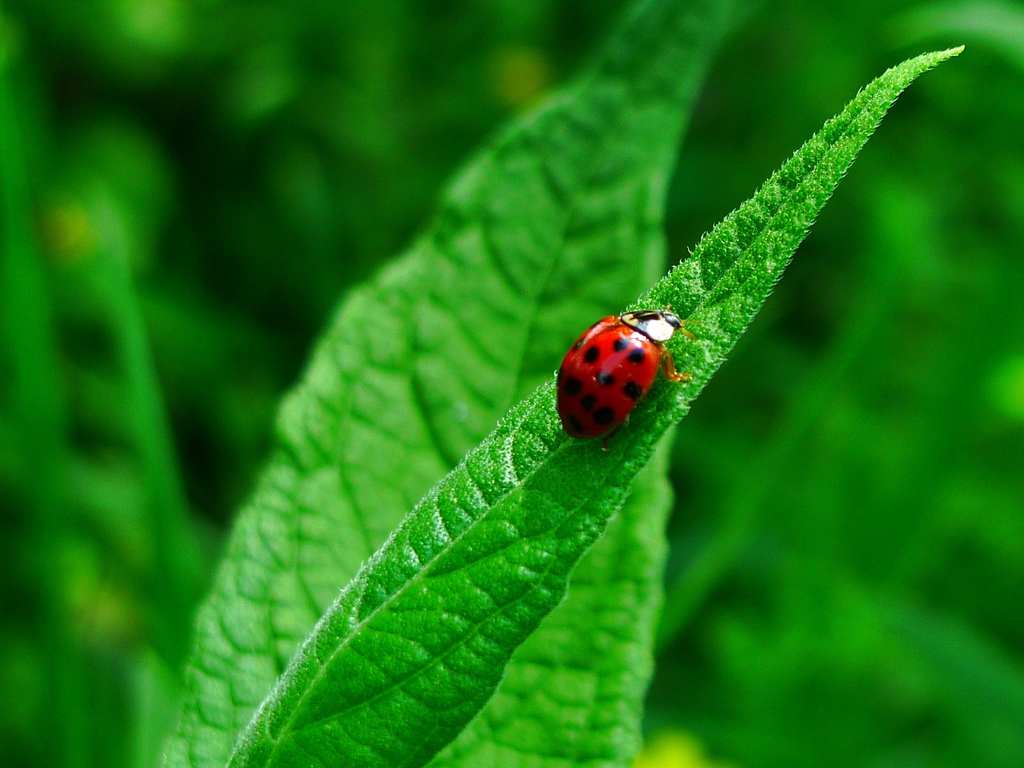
[556,309,692,448]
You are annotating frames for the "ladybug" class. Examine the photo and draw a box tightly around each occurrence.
[556,309,692,447]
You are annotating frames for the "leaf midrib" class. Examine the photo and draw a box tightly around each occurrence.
[246,394,567,764]
[289,524,560,751]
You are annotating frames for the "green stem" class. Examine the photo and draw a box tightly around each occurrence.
[91,189,204,666]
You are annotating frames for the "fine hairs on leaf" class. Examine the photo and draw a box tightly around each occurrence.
[211,46,962,768]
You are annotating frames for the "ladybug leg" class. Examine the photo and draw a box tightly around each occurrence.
[661,353,692,383]
[601,423,625,452]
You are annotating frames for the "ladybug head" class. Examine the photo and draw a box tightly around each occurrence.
[620,309,683,343]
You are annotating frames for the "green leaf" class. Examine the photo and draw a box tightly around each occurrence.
[165,0,729,765]
[428,442,674,768]
[214,46,961,768]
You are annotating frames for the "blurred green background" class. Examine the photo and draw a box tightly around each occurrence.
[1,1,1022,767]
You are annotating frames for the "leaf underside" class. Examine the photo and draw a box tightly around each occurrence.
[165,1,961,763]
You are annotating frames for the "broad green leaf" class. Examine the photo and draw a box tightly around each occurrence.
[221,47,962,768]
[165,0,729,765]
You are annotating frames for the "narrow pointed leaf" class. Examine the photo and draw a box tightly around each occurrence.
[165,0,730,766]
[223,47,963,768]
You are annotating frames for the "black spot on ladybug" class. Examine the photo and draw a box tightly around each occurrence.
[613,337,628,352]
[584,346,600,363]
[629,348,646,364]
[580,394,596,411]
[564,378,583,396]
[597,372,615,386]
[593,406,616,425]
[623,381,643,400]
[568,414,584,433]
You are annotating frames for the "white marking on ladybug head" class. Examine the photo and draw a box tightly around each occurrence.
[620,310,682,343]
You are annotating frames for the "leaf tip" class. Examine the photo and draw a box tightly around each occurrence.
[897,45,965,82]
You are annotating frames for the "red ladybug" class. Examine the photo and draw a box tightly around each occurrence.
[556,309,692,447]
